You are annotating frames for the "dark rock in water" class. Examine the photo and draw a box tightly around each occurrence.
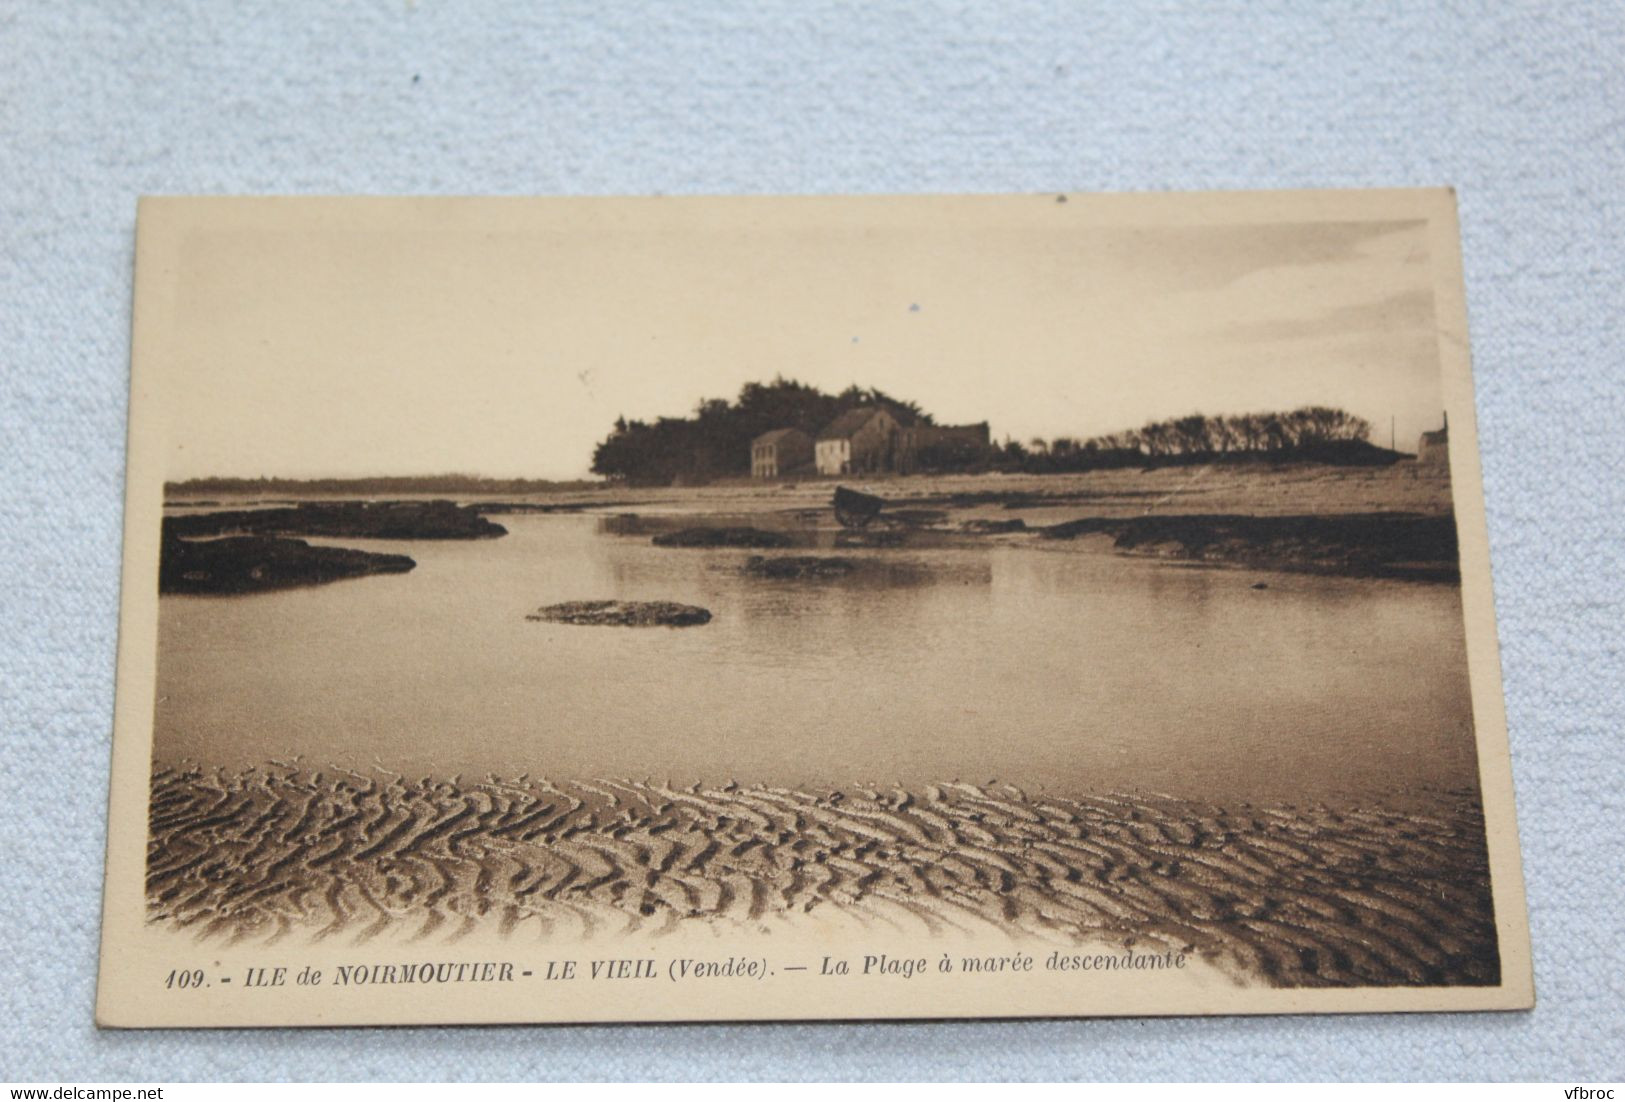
[1251,581,1269,590]
[473,501,587,514]
[887,508,949,528]
[1111,513,1460,581]
[1042,512,1459,582]
[959,518,1028,534]
[650,527,793,548]
[834,528,908,549]
[742,555,859,579]
[164,499,506,541]
[1036,517,1121,540]
[159,535,415,595]
[527,600,713,627]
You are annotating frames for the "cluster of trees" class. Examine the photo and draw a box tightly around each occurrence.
[995,406,1382,473]
[591,377,932,485]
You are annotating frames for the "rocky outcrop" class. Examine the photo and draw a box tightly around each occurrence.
[159,535,415,595]
[163,500,506,541]
[886,508,949,528]
[526,600,713,627]
[1034,517,1121,540]
[1040,512,1459,581]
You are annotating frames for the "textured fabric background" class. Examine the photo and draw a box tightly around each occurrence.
[2,0,1620,1082]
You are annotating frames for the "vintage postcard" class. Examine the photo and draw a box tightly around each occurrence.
[97,190,1531,1027]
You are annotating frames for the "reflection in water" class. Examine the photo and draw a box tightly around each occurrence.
[154,513,1476,803]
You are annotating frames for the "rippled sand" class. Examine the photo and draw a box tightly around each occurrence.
[147,764,1499,987]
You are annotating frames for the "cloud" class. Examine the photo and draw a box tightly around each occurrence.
[1113,220,1428,294]
[1220,288,1437,344]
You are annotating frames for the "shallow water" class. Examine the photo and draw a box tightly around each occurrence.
[153,512,1478,802]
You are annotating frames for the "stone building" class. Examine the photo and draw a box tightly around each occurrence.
[815,407,903,476]
[750,427,814,479]
[1417,412,1450,471]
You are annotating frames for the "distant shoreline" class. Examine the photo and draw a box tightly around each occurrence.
[164,445,1419,502]
[164,474,604,498]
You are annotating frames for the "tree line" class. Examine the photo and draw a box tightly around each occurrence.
[998,406,1383,473]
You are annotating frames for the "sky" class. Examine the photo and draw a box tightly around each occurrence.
[155,198,1446,480]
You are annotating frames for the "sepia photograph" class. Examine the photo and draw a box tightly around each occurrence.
[96,191,1530,1027]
